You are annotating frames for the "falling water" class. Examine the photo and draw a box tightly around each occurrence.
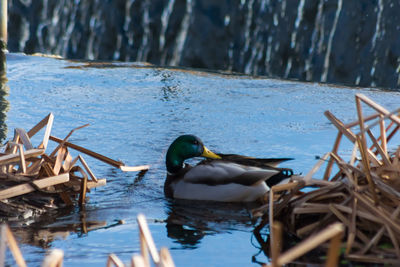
[321,0,342,83]
[159,0,175,53]
[6,0,400,89]
[170,0,192,66]
[284,0,305,78]
[305,0,324,81]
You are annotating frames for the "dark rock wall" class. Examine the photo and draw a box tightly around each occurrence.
[7,0,400,89]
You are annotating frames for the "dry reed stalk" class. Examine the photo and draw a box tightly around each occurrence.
[52,146,66,175]
[159,248,175,267]
[304,152,329,182]
[345,197,357,254]
[27,113,54,150]
[0,224,27,267]
[137,214,160,266]
[323,132,342,180]
[78,174,88,207]
[104,215,176,267]
[325,226,343,267]
[270,221,282,267]
[268,182,299,239]
[379,115,387,153]
[328,204,369,244]
[0,173,69,200]
[106,254,125,267]
[366,129,390,165]
[356,135,378,203]
[360,205,400,255]
[49,124,90,158]
[356,94,400,125]
[49,136,150,172]
[78,155,98,182]
[295,221,320,237]
[41,249,63,267]
[131,254,146,267]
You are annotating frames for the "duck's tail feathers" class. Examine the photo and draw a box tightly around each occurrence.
[216,154,294,168]
[265,168,293,188]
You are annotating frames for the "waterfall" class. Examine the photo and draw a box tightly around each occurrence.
[321,0,342,83]
[170,0,193,66]
[6,0,400,89]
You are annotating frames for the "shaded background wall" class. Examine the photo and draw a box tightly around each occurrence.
[7,0,400,89]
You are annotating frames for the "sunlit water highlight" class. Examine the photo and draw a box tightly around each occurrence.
[4,53,400,266]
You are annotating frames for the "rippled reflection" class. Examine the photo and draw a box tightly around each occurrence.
[10,207,118,249]
[165,199,260,248]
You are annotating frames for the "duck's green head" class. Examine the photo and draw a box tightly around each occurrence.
[166,135,221,174]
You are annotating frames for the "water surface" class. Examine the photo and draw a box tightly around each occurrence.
[5,54,400,266]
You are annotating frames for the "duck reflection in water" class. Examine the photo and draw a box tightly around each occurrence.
[165,198,260,248]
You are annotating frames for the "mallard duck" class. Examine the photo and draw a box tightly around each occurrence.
[164,135,293,202]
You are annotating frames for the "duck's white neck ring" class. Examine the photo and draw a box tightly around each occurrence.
[167,163,187,175]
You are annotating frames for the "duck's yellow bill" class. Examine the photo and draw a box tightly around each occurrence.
[201,146,221,159]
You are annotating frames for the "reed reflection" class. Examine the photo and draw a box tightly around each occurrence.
[10,207,112,248]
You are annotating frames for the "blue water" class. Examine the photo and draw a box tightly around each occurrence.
[4,54,400,266]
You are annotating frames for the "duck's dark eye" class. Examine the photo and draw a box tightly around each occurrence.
[193,140,199,145]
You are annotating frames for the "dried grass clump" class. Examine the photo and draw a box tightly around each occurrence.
[254,94,400,265]
[0,113,149,220]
